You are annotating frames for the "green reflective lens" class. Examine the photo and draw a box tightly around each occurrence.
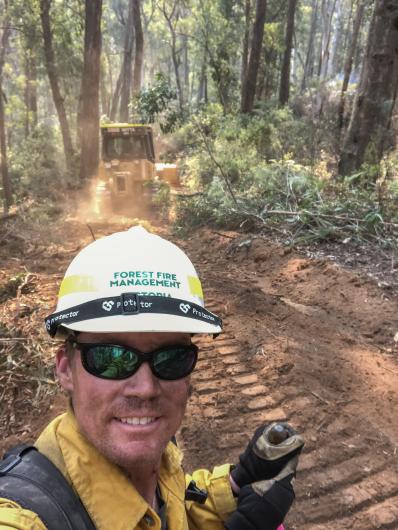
[152,347,196,380]
[86,345,140,379]
[76,342,198,381]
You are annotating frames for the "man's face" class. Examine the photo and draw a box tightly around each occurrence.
[56,331,192,472]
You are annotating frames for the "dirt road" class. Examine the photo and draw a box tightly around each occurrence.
[1,216,398,528]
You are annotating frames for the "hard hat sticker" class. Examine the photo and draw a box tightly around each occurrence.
[187,276,203,302]
[110,271,181,289]
[59,275,97,298]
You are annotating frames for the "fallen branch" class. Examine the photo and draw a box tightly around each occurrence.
[311,391,330,405]
[211,231,236,239]
[175,192,204,199]
[261,209,398,228]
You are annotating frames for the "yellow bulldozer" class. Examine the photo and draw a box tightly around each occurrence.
[96,123,178,213]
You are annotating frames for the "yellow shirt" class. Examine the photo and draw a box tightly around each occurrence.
[0,411,236,530]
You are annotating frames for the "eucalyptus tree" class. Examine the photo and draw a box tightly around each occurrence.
[241,0,267,113]
[11,0,41,136]
[317,0,338,79]
[40,0,75,173]
[119,0,135,121]
[279,0,298,105]
[0,0,12,211]
[190,0,243,112]
[132,0,144,95]
[301,0,319,90]
[79,0,103,181]
[241,0,251,86]
[156,0,185,110]
[338,0,366,130]
[339,0,398,175]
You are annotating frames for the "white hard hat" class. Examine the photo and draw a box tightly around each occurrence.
[45,226,222,337]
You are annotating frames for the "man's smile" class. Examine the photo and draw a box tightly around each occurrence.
[115,416,159,426]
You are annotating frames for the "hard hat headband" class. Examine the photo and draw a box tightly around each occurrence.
[45,293,223,337]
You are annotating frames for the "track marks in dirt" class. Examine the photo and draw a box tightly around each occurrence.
[179,286,398,529]
[180,292,289,470]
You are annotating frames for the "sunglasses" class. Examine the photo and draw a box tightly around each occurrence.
[72,341,198,381]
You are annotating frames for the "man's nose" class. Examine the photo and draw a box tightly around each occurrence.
[122,362,161,398]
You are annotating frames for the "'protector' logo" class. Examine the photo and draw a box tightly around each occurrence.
[102,300,115,312]
[179,303,191,314]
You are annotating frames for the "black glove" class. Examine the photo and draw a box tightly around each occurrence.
[225,458,298,530]
[231,422,304,487]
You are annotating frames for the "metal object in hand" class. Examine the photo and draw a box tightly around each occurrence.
[267,423,291,445]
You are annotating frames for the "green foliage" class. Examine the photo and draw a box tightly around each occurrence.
[175,177,243,231]
[175,107,398,245]
[151,179,171,219]
[133,73,181,133]
[9,125,66,200]
[179,104,330,190]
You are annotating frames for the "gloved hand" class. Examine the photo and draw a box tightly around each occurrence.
[230,422,304,488]
[225,457,298,530]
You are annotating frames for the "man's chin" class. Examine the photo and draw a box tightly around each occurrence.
[109,443,163,471]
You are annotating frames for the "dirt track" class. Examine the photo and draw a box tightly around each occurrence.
[1,216,398,529]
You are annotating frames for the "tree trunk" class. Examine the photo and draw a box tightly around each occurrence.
[40,0,75,173]
[318,0,338,79]
[100,61,109,117]
[301,0,319,90]
[241,0,251,87]
[329,0,344,77]
[339,0,398,176]
[338,0,366,130]
[197,48,208,104]
[158,1,183,109]
[79,0,102,181]
[256,57,267,100]
[119,0,135,122]
[241,0,267,113]
[340,0,355,63]
[0,92,11,212]
[183,34,189,102]
[110,71,122,121]
[0,4,11,212]
[24,50,38,137]
[279,0,298,106]
[170,29,183,110]
[132,0,144,96]
[169,28,183,108]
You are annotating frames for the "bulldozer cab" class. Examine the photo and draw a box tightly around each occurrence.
[98,124,157,212]
[102,125,155,163]
[96,123,179,215]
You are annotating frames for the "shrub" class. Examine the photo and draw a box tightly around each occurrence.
[9,125,65,201]
[177,168,391,243]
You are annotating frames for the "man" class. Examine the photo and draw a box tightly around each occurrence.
[0,226,303,529]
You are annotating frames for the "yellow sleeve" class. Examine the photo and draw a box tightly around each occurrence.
[185,464,237,530]
[0,499,47,530]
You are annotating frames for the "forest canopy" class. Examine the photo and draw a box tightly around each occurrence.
[0,0,397,245]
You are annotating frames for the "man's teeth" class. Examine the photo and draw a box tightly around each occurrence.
[119,417,156,425]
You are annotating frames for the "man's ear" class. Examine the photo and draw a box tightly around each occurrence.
[56,344,74,393]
